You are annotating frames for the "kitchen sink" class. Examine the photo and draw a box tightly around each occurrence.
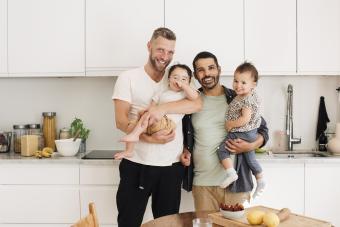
[270,151,331,158]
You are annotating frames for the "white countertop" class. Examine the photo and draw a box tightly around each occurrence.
[256,152,340,164]
[0,152,120,165]
[1,151,340,165]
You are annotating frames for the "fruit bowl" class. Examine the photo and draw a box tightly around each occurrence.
[220,203,245,220]
[220,208,245,219]
[55,138,81,156]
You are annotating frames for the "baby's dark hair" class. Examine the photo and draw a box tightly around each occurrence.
[234,61,259,82]
[168,64,193,81]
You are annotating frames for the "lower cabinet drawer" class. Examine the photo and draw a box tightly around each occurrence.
[0,185,80,223]
[0,163,79,185]
[80,186,117,224]
[80,164,120,185]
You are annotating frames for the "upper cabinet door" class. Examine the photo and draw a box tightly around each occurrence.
[8,0,85,77]
[86,0,164,76]
[165,0,244,75]
[0,0,7,76]
[245,0,296,75]
[298,0,340,75]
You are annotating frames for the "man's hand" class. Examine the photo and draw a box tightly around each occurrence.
[180,148,191,166]
[140,129,175,144]
[147,105,166,125]
[225,138,253,154]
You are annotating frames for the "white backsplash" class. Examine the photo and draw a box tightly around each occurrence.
[0,75,339,151]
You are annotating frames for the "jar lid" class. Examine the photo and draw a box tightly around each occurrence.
[42,112,56,117]
[28,124,41,129]
[13,124,29,129]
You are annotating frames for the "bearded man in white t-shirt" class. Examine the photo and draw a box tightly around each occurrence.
[112,27,202,227]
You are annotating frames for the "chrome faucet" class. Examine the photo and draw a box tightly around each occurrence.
[286,84,301,151]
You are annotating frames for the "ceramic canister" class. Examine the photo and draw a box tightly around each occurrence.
[327,123,340,154]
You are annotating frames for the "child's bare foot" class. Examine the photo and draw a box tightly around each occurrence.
[114,151,133,160]
[120,133,140,142]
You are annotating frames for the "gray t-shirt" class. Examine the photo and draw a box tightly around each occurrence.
[192,94,230,186]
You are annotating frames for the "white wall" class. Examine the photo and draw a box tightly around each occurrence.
[0,77,122,151]
[0,76,339,151]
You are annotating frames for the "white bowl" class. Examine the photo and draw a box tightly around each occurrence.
[55,138,81,157]
[220,208,245,220]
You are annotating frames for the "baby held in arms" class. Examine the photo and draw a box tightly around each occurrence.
[114,64,199,160]
[217,62,265,199]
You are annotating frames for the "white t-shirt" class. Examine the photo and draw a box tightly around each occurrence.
[152,87,186,143]
[112,67,184,166]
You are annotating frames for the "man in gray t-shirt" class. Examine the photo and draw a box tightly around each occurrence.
[181,52,268,211]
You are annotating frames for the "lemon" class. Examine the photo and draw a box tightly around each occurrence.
[263,212,280,227]
[247,210,265,225]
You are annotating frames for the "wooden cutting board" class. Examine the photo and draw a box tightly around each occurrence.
[209,206,332,227]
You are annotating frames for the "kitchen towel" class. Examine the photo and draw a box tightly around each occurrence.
[316,96,330,140]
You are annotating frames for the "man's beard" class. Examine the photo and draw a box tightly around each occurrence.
[200,75,220,90]
[149,55,169,73]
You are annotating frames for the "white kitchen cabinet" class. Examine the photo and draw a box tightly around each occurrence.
[8,0,85,77]
[80,186,118,225]
[0,185,80,224]
[0,0,7,76]
[0,163,79,184]
[80,163,119,185]
[85,0,164,76]
[80,164,119,225]
[165,0,243,75]
[298,0,340,75]
[0,163,80,224]
[245,0,296,75]
[250,162,304,215]
[79,163,154,225]
[305,163,340,227]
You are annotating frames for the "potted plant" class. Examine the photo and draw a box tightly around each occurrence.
[70,117,90,153]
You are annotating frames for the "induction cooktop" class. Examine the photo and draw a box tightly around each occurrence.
[81,150,122,159]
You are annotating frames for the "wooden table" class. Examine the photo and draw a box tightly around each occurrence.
[141,206,333,227]
[141,211,220,227]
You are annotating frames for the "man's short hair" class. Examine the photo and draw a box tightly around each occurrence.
[151,27,176,41]
[235,61,259,82]
[192,51,219,71]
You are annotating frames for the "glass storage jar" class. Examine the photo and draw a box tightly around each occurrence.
[59,127,71,140]
[13,124,29,153]
[0,131,12,153]
[42,112,57,152]
[28,124,44,150]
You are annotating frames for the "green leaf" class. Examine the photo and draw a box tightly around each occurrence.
[70,117,90,140]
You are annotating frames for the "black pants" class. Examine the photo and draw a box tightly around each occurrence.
[116,159,185,227]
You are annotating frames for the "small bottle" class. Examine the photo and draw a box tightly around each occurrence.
[59,128,71,140]
[42,112,57,151]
